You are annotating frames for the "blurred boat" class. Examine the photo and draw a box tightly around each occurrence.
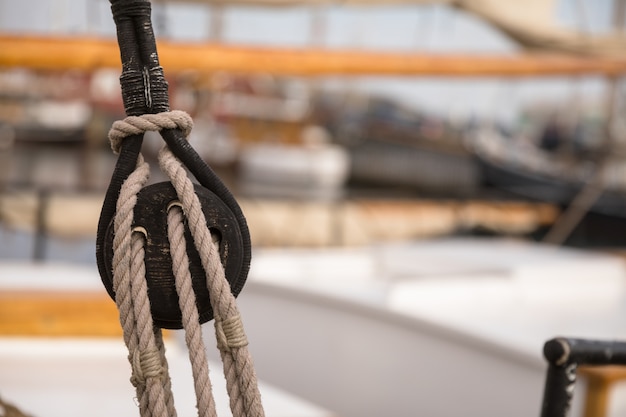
[319,95,479,195]
[188,74,351,199]
[206,237,626,417]
[0,70,92,143]
[473,125,596,204]
[0,264,334,417]
[3,238,626,417]
[469,121,626,246]
[1,2,625,200]
[9,99,91,143]
[239,139,350,200]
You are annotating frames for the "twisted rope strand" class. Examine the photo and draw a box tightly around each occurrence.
[129,232,171,417]
[111,150,175,417]
[111,155,154,417]
[109,111,193,154]
[158,145,264,417]
[158,147,244,417]
[112,156,149,345]
[154,329,177,417]
[168,206,219,417]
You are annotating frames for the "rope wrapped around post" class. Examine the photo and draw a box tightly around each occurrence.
[95,1,262,417]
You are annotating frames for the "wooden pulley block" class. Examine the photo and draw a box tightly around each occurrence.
[100,182,248,329]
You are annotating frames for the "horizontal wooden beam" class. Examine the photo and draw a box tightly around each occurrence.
[0,290,177,338]
[1,34,626,77]
[0,291,122,337]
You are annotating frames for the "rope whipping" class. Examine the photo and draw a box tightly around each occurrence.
[109,111,264,417]
[99,1,262,416]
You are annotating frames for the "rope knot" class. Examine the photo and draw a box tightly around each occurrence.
[108,110,193,154]
[129,347,167,387]
[215,313,249,352]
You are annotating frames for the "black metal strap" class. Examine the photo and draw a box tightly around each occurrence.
[111,0,169,116]
[96,0,252,322]
[97,2,161,281]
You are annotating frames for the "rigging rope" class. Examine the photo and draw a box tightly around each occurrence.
[96,2,260,415]
[0,397,31,417]
[109,112,264,417]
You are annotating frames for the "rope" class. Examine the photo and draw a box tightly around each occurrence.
[108,111,193,154]
[167,205,218,417]
[0,397,31,417]
[109,111,264,417]
[112,149,172,417]
[159,145,264,417]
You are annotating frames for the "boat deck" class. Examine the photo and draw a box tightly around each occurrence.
[2,238,626,417]
[0,338,334,417]
[232,238,626,417]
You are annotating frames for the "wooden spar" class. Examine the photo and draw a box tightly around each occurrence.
[0,291,123,337]
[2,34,626,76]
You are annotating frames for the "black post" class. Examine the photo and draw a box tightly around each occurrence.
[540,338,626,417]
[540,363,577,417]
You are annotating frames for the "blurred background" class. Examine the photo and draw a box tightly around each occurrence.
[5,2,626,417]
[2,0,626,262]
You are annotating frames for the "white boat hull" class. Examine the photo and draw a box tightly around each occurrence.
[203,238,626,417]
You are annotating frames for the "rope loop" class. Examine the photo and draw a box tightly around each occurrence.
[108,111,193,154]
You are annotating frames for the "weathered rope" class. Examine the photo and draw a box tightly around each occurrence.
[112,151,173,417]
[159,144,264,417]
[109,111,264,417]
[109,110,193,154]
[167,205,218,417]
[0,397,31,417]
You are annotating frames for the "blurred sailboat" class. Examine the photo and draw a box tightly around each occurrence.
[466,0,626,246]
